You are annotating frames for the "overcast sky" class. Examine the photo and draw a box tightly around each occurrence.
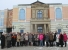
[0,0,68,10]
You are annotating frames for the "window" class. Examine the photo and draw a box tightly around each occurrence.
[19,9,25,20]
[58,29,61,34]
[55,8,62,19]
[20,30,24,33]
[0,12,1,15]
[0,18,4,26]
[1,11,4,16]
[37,10,42,19]
[37,26,43,33]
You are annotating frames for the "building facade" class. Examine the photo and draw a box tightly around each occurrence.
[0,1,68,34]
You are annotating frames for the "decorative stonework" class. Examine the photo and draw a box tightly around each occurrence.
[6,10,13,28]
[30,1,51,33]
[31,1,49,20]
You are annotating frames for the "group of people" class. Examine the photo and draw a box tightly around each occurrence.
[1,31,68,49]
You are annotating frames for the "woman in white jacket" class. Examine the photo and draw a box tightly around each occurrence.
[56,33,60,46]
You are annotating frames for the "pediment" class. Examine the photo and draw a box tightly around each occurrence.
[31,1,45,5]
[31,1,49,8]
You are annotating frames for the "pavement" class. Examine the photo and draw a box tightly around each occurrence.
[0,46,68,50]
[0,41,68,50]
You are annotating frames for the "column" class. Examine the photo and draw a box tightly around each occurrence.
[44,24,46,34]
[47,24,49,32]
[30,24,33,33]
[35,24,37,33]
[48,24,51,32]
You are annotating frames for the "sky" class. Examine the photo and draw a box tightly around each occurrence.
[0,0,68,10]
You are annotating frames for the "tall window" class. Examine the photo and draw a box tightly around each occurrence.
[1,12,4,15]
[37,10,42,19]
[56,8,62,19]
[0,18,4,26]
[19,9,25,20]
[0,12,1,15]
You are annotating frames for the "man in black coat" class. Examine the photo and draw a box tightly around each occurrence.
[1,33,5,49]
[53,32,57,46]
[6,33,11,48]
[59,33,64,47]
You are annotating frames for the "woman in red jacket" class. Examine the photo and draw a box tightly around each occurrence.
[63,32,68,47]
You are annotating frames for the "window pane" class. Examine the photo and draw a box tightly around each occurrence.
[19,9,25,20]
[1,12,4,15]
[38,27,42,29]
[56,8,62,19]
[0,19,1,26]
[37,11,42,19]
[0,18,4,26]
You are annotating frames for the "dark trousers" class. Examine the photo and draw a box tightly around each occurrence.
[60,41,63,47]
[56,42,59,47]
[29,42,31,46]
[46,42,49,47]
[33,41,36,46]
[17,42,19,47]
[64,41,67,47]
[7,40,11,48]
[1,43,5,49]
[43,40,45,46]
[25,40,28,46]
[49,40,53,46]
[12,41,15,47]
[20,41,23,46]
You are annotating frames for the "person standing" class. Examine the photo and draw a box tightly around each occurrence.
[53,31,57,46]
[39,33,44,47]
[63,32,68,47]
[28,33,32,46]
[49,32,53,47]
[17,33,21,47]
[20,33,24,46]
[6,33,11,48]
[45,32,49,47]
[11,33,17,47]
[1,33,5,49]
[33,33,38,46]
[59,33,64,47]
[56,33,60,47]
[24,33,28,46]
[43,33,45,46]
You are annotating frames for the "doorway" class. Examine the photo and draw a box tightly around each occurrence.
[58,29,61,34]
[20,30,24,33]
[37,26,43,33]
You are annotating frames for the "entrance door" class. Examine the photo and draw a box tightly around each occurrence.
[58,29,61,34]
[20,30,24,33]
[37,26,43,33]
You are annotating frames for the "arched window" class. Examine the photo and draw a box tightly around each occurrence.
[37,10,42,19]
[56,8,62,19]
[19,9,25,20]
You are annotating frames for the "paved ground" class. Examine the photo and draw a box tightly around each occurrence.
[0,46,68,50]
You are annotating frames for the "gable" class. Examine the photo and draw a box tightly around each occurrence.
[31,1,49,8]
[31,1,45,5]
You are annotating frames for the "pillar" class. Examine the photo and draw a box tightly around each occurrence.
[30,24,33,33]
[44,24,46,34]
[35,24,37,33]
[48,24,51,32]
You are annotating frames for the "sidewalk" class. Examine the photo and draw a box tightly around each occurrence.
[0,46,68,50]
[0,40,68,45]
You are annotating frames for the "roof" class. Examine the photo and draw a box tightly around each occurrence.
[31,0,45,4]
[18,0,62,6]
